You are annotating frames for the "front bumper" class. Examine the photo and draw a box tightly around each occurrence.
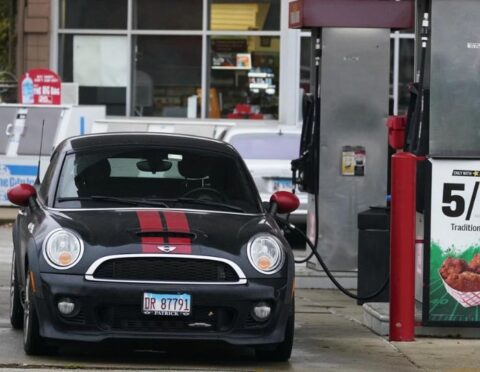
[34,273,292,346]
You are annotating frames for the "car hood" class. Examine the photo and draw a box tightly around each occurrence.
[43,208,278,257]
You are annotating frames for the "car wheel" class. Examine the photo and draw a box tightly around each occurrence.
[23,270,50,355]
[9,251,23,329]
[255,299,295,362]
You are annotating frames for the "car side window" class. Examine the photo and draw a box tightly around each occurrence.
[38,151,59,202]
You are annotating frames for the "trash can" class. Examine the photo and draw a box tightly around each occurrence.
[357,207,390,305]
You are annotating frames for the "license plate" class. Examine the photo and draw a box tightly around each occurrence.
[271,178,292,192]
[142,293,191,316]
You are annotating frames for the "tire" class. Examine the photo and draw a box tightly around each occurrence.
[9,251,23,329]
[255,299,295,362]
[23,270,50,355]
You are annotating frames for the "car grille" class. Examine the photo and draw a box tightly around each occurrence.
[98,305,235,332]
[92,257,240,283]
[58,310,86,326]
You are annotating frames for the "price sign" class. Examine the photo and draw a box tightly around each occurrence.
[427,158,480,324]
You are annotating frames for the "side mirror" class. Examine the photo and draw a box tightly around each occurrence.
[269,191,300,215]
[7,184,37,207]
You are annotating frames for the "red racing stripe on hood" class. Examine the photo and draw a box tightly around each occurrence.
[163,211,192,254]
[136,211,164,253]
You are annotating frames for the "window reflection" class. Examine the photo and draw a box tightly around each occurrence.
[300,37,311,94]
[134,0,202,30]
[58,34,127,115]
[398,39,415,114]
[133,36,202,117]
[60,0,127,29]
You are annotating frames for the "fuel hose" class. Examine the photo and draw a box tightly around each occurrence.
[279,216,389,301]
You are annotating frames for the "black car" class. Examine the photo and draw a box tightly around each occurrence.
[8,133,299,361]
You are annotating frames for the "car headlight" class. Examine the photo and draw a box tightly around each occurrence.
[247,234,285,275]
[43,229,84,269]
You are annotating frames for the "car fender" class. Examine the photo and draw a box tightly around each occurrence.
[25,237,44,299]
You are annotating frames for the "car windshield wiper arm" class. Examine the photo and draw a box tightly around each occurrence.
[175,197,245,213]
[57,196,169,208]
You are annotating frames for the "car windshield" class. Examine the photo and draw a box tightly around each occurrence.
[55,147,261,213]
[229,132,300,160]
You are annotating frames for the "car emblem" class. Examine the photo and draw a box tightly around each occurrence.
[158,245,176,253]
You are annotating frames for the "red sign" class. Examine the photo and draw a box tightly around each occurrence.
[19,69,62,105]
[289,1,303,29]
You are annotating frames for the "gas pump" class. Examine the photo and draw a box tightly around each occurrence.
[420,0,480,327]
[289,0,414,289]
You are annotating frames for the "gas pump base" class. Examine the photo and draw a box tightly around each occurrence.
[363,303,480,338]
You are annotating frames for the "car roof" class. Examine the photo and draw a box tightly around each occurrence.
[55,132,238,155]
[222,126,301,141]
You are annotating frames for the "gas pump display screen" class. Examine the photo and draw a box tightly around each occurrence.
[426,158,480,325]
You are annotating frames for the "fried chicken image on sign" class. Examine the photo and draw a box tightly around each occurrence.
[451,271,480,292]
[439,257,469,278]
[440,257,480,292]
[469,254,480,273]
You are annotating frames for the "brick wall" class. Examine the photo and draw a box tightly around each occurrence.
[19,0,51,74]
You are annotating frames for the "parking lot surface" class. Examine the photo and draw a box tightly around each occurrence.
[0,223,478,371]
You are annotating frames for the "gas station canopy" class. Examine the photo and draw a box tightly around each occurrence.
[289,0,414,29]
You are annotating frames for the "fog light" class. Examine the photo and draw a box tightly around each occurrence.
[252,302,271,321]
[57,298,75,316]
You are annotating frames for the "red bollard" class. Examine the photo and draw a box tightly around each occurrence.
[389,152,417,342]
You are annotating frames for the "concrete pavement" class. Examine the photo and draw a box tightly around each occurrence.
[0,224,478,371]
[0,208,17,225]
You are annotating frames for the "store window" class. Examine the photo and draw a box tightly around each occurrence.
[299,36,311,94]
[209,0,280,31]
[397,39,415,114]
[134,0,202,30]
[209,36,279,119]
[56,0,282,120]
[299,33,416,122]
[60,0,128,29]
[133,36,202,117]
[389,34,415,115]
[58,34,128,115]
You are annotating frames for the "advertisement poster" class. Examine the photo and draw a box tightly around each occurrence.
[19,69,61,105]
[0,164,37,206]
[427,158,480,324]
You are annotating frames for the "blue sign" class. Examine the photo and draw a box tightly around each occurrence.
[0,164,37,203]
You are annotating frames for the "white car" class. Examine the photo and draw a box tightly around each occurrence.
[222,126,307,226]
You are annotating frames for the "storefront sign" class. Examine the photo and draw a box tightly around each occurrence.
[289,1,303,29]
[19,69,61,105]
[288,1,303,28]
[0,164,37,206]
[426,158,480,324]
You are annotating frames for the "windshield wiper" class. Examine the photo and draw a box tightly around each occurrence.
[57,196,169,208]
[58,196,244,212]
[175,197,245,213]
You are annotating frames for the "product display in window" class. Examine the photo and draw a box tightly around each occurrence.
[210,36,279,119]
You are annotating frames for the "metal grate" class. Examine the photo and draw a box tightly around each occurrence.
[93,257,239,282]
[60,310,86,325]
[244,313,260,328]
[98,305,234,332]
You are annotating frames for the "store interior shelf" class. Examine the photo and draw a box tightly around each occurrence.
[211,66,251,71]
